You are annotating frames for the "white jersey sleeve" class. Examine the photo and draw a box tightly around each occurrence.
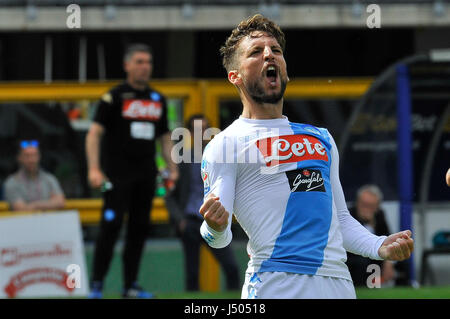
[199,136,236,249]
[329,133,387,260]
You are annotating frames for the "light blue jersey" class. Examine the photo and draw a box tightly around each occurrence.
[200,116,386,281]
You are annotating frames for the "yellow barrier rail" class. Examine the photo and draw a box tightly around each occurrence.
[0,198,169,224]
[0,80,203,124]
[0,78,372,127]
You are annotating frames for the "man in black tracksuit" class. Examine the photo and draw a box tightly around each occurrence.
[85,44,178,298]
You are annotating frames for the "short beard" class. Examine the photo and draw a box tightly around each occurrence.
[246,77,287,105]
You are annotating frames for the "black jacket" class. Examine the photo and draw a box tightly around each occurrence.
[346,206,390,267]
[348,206,390,236]
[165,161,197,229]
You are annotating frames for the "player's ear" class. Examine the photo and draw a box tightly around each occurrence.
[228,70,242,86]
[123,59,131,74]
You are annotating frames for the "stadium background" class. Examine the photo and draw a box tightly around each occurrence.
[0,0,449,298]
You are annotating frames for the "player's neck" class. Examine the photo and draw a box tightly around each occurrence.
[126,78,148,91]
[241,98,283,120]
[20,167,39,179]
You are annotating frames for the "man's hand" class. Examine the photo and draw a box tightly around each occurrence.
[166,166,179,192]
[169,166,179,183]
[160,131,179,183]
[88,168,107,189]
[178,219,187,234]
[381,261,396,283]
[199,193,229,232]
[378,230,414,261]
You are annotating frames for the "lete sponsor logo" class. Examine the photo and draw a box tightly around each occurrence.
[256,134,328,166]
[4,267,74,298]
[0,243,72,267]
[122,99,162,120]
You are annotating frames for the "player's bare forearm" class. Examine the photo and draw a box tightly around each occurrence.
[160,132,179,181]
[86,122,106,188]
[86,122,104,171]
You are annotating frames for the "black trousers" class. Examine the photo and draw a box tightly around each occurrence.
[180,216,240,291]
[346,253,411,287]
[91,174,155,289]
[346,254,377,286]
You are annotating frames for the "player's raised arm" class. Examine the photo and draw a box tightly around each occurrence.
[199,137,236,249]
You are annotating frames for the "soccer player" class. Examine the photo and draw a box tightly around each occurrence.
[86,43,178,298]
[199,14,414,299]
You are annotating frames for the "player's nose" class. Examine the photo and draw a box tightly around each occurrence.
[263,46,274,61]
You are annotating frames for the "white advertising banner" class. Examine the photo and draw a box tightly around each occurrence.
[0,210,88,298]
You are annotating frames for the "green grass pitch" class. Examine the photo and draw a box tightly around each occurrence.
[98,286,450,299]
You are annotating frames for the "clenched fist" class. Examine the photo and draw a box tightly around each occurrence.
[88,168,107,189]
[378,230,414,261]
[199,193,229,232]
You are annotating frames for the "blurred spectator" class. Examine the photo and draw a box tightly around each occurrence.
[3,140,65,211]
[446,168,450,187]
[85,43,178,299]
[346,185,397,286]
[165,114,240,291]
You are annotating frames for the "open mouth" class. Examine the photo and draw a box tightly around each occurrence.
[266,65,278,85]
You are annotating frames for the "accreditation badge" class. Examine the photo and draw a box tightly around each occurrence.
[130,121,155,140]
